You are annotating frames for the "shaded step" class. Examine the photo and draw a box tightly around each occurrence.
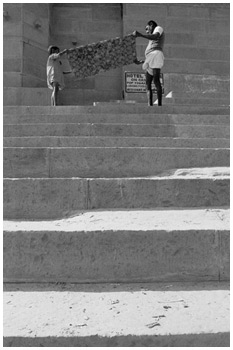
[3,113,230,125]
[170,97,229,106]
[3,281,230,347]
[3,168,230,219]
[3,136,230,148]
[3,207,229,282]
[3,147,230,178]
[3,104,230,115]
[3,85,230,109]
[3,123,230,138]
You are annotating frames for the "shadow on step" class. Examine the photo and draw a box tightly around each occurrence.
[4,332,230,347]
[3,281,229,293]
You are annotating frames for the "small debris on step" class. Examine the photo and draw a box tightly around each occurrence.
[146,322,161,328]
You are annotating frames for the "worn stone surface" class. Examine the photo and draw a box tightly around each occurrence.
[3,112,230,125]
[3,178,88,220]
[3,147,230,178]
[3,104,230,115]
[3,207,229,282]
[3,281,230,346]
[3,122,230,138]
[3,136,230,149]
[3,167,230,219]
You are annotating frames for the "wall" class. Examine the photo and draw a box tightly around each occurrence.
[21,3,50,87]
[3,3,23,88]
[49,3,123,104]
[123,3,230,103]
[3,3,230,106]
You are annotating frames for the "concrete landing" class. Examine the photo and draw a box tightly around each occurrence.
[3,281,230,347]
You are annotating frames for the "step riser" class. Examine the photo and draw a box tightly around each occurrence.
[3,105,230,115]
[3,178,230,219]
[3,136,230,148]
[3,124,230,138]
[4,148,229,179]
[3,229,229,283]
[171,98,229,106]
[3,114,230,125]
[3,333,231,348]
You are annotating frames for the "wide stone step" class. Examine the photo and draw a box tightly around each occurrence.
[3,104,230,115]
[3,168,230,219]
[3,136,230,148]
[3,123,230,138]
[3,281,230,347]
[3,86,230,109]
[3,113,230,126]
[3,207,229,283]
[3,147,230,178]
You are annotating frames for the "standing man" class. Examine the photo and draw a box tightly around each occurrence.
[133,20,165,106]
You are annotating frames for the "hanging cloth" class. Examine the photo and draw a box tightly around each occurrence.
[66,34,137,79]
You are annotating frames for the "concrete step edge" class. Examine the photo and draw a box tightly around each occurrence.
[3,207,230,232]
[3,176,230,219]
[3,104,230,115]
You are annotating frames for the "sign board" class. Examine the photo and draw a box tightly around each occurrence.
[125,72,164,93]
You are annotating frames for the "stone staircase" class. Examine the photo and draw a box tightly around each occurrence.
[3,103,230,346]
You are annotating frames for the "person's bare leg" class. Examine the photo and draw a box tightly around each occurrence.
[51,82,59,106]
[147,91,153,106]
[51,89,54,106]
[146,72,153,106]
[153,68,162,106]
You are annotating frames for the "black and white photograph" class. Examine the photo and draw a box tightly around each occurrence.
[3,1,230,347]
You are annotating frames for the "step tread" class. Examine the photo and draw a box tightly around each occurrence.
[3,104,230,115]
[4,207,229,232]
[3,282,230,346]
[3,114,230,126]
[4,166,230,179]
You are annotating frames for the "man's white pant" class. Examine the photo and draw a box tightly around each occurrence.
[142,50,164,75]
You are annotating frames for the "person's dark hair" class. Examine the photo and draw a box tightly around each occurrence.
[147,20,157,28]
[48,45,60,55]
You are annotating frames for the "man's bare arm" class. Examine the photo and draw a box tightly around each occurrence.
[133,30,160,40]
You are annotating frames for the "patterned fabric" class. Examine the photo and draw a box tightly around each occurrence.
[67,34,137,79]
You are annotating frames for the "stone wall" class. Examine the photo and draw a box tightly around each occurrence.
[21,3,50,87]
[49,3,123,104]
[123,3,230,102]
[3,3,50,88]
[3,3,50,105]
[3,3,23,88]
[3,3,230,105]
